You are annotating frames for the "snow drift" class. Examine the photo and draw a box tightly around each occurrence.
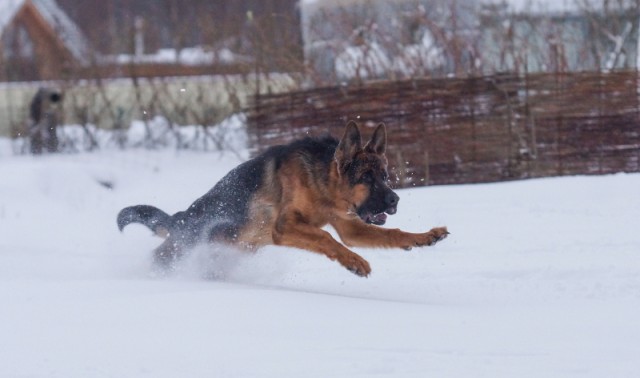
[0,144,639,377]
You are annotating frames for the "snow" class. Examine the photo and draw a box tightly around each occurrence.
[301,0,607,14]
[0,0,25,33]
[481,0,601,14]
[393,32,445,77]
[105,46,253,66]
[335,42,391,81]
[9,113,249,154]
[1,135,639,377]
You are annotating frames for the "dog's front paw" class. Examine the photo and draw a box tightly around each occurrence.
[428,226,450,245]
[338,252,371,277]
[405,226,449,249]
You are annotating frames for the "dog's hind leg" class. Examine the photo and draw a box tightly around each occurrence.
[152,220,240,268]
[207,220,241,244]
[153,237,187,267]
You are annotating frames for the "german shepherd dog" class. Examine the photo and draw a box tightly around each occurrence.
[117,121,448,277]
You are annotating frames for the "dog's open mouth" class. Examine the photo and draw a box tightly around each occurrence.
[361,206,397,225]
[364,212,387,225]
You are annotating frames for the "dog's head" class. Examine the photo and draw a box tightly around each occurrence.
[335,121,399,225]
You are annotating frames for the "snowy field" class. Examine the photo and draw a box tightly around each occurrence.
[1,143,639,377]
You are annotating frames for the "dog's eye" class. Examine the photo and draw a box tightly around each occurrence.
[382,172,389,182]
[361,172,374,183]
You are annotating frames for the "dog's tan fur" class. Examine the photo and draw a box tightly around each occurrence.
[118,121,448,277]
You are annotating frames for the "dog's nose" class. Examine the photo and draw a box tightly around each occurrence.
[385,191,399,207]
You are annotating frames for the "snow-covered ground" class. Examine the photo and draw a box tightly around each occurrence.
[1,145,639,377]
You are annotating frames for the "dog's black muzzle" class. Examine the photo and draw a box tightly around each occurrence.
[360,189,400,225]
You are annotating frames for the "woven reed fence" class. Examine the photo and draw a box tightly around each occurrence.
[247,71,640,187]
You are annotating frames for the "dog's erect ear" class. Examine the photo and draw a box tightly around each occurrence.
[335,120,362,172]
[364,123,387,155]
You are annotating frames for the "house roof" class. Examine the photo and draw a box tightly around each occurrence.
[0,0,91,64]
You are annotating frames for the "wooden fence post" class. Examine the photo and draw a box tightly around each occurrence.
[424,151,430,185]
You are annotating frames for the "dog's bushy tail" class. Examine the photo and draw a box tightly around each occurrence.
[117,205,171,237]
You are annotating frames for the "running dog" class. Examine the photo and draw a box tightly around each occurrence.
[117,121,449,277]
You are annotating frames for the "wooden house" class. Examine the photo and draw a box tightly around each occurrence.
[0,0,91,81]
